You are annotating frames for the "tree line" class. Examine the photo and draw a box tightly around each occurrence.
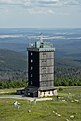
[0,80,28,89]
[55,78,81,86]
[0,65,81,89]
[0,78,81,89]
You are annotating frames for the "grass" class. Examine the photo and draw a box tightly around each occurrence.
[0,86,81,121]
[0,87,24,95]
[58,86,81,96]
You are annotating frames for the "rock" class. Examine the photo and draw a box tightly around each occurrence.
[70,115,74,118]
[28,110,31,113]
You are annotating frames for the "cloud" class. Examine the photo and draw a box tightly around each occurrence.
[63,0,81,6]
[36,0,60,7]
[27,8,55,15]
[0,34,23,39]
[0,0,15,4]
[0,0,81,15]
[0,0,81,7]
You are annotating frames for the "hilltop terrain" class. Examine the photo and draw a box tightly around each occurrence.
[0,86,81,121]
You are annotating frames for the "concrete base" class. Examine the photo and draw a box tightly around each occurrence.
[38,89,58,98]
[25,86,58,98]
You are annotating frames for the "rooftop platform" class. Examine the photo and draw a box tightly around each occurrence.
[28,41,55,51]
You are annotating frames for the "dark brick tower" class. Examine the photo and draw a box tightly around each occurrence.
[25,39,57,97]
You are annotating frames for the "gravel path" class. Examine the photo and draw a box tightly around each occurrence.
[0,95,53,101]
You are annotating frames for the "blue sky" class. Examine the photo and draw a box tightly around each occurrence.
[0,0,81,28]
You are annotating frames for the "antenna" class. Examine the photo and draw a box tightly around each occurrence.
[40,32,44,43]
[27,33,55,48]
[39,32,43,43]
[27,33,55,41]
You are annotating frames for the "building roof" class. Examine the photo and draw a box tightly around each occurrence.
[25,86,38,93]
[25,86,56,92]
[38,87,56,91]
[28,41,55,51]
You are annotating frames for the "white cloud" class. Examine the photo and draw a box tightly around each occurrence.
[27,8,55,15]
[0,0,81,15]
[63,0,80,6]
[0,34,23,38]
[0,0,20,4]
[22,0,32,7]
[0,0,81,7]
[36,0,60,7]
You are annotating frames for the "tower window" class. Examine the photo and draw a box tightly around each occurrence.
[31,66,33,70]
[31,59,33,63]
[31,52,33,55]
[42,67,46,70]
[31,74,33,77]
[42,60,46,62]
[31,81,33,85]
[42,74,46,77]
[43,52,46,55]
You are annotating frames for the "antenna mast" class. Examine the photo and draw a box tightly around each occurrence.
[40,33,43,43]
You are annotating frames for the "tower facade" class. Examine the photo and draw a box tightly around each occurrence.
[25,40,57,97]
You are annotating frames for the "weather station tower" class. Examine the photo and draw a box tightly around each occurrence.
[25,35,57,97]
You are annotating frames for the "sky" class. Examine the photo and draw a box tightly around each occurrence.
[0,0,81,28]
